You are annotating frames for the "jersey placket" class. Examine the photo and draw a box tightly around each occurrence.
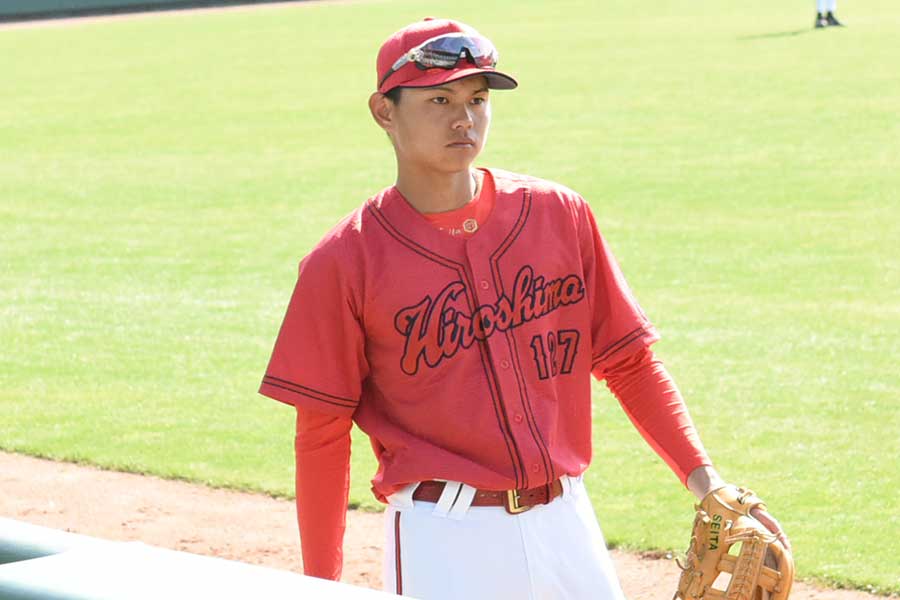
[465,223,552,489]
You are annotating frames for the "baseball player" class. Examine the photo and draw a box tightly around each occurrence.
[260,17,791,599]
[816,0,844,27]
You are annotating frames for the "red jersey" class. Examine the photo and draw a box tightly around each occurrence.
[261,169,667,500]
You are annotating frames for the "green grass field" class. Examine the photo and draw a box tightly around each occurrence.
[1,0,898,593]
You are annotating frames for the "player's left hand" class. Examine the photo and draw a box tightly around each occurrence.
[675,485,795,600]
[686,466,792,552]
[750,506,792,552]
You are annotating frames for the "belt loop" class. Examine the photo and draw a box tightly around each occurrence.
[387,482,420,509]
[448,484,477,520]
[561,475,573,498]
[433,481,461,517]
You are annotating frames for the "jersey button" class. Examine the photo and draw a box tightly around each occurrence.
[531,464,541,473]
[479,280,490,290]
[500,359,510,369]
[514,413,524,424]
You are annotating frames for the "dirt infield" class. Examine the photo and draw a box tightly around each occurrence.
[0,452,878,599]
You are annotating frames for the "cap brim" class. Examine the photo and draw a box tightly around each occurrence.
[384,67,518,93]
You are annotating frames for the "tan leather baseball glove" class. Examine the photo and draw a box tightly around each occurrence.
[674,485,794,600]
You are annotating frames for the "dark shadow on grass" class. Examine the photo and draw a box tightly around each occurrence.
[738,29,815,40]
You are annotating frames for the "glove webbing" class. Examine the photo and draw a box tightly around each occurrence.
[724,530,768,600]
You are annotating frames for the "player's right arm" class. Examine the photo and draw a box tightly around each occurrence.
[294,406,353,580]
[258,226,369,579]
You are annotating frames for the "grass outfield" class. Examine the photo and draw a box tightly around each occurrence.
[1,0,898,593]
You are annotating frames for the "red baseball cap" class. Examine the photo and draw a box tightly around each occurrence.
[376,18,518,94]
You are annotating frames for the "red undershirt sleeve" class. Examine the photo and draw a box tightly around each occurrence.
[603,347,713,486]
[294,405,353,581]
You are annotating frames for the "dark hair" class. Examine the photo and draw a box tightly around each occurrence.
[384,87,403,104]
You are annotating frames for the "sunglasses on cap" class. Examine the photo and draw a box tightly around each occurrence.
[379,32,499,89]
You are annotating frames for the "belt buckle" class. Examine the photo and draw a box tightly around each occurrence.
[505,489,532,515]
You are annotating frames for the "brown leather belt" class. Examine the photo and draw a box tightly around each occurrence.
[413,479,564,515]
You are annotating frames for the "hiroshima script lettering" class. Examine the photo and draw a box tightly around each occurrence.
[393,265,585,375]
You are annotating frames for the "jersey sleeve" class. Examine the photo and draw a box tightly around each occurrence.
[575,199,660,378]
[259,246,369,417]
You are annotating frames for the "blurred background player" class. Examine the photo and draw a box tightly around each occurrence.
[816,0,845,27]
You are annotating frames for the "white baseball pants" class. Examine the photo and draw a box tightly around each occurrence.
[382,475,625,600]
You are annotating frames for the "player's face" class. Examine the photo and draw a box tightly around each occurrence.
[382,76,491,174]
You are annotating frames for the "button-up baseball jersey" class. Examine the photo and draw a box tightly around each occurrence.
[260,168,659,500]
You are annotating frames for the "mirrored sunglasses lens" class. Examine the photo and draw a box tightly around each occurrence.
[418,46,463,68]
[419,36,496,69]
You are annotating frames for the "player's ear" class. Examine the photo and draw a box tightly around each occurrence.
[369,92,395,131]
